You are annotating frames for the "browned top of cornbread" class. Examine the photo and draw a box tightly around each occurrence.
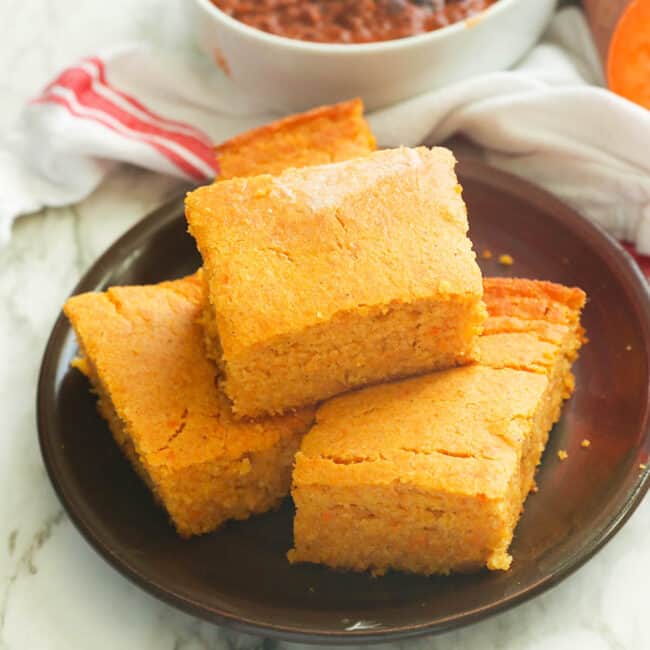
[214,99,376,180]
[63,273,315,469]
[295,364,546,498]
[186,146,483,357]
[295,277,586,497]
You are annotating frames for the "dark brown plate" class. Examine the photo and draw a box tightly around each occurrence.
[37,161,650,644]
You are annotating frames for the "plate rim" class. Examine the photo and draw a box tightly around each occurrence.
[37,161,650,644]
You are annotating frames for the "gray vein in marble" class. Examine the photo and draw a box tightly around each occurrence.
[70,204,90,275]
[25,511,65,576]
[7,532,17,557]
[172,631,210,650]
[0,510,64,640]
[591,622,626,650]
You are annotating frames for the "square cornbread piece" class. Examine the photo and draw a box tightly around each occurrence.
[289,278,586,575]
[214,98,376,180]
[64,273,315,538]
[187,146,486,417]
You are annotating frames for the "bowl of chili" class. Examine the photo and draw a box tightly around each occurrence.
[192,0,558,111]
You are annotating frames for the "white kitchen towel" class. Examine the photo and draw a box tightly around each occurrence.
[2,7,650,251]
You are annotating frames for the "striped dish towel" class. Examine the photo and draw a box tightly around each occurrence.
[0,45,274,243]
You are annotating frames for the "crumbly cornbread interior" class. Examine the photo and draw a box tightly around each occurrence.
[211,296,484,418]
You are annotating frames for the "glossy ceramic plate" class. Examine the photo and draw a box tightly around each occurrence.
[38,161,650,644]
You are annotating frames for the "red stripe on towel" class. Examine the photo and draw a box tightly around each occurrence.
[33,92,210,181]
[34,58,218,181]
[86,56,214,142]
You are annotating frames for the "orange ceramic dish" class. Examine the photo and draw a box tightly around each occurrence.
[607,0,650,109]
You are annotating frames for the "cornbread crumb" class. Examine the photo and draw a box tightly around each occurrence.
[290,277,586,575]
[213,47,231,77]
[626,344,633,351]
[581,439,591,448]
[71,356,90,375]
[64,274,315,537]
[482,249,493,260]
[558,450,569,461]
[498,253,514,266]
[188,146,486,417]
[530,483,539,494]
[640,464,647,470]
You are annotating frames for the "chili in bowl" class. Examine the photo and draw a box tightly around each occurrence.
[210,0,499,45]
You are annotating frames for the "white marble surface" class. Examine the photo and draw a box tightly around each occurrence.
[0,2,648,649]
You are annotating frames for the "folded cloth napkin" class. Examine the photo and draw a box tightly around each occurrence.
[2,7,650,252]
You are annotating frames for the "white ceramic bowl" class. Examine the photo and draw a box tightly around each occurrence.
[192,0,558,112]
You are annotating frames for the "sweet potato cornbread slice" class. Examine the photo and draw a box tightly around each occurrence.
[289,278,586,575]
[187,146,486,417]
[64,274,314,538]
[214,98,376,180]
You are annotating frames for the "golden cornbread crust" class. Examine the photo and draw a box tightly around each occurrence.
[64,274,315,538]
[187,146,486,417]
[289,278,586,575]
[214,99,376,180]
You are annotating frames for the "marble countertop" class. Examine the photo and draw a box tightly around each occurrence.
[1,1,648,649]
